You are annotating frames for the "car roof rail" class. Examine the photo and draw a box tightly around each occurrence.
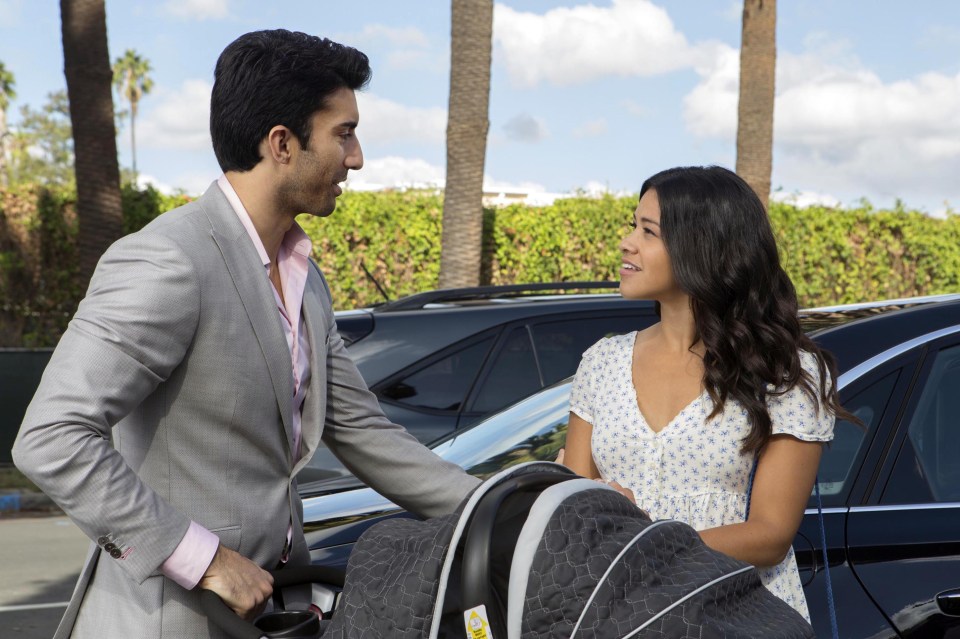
[378,281,620,311]
[798,293,960,332]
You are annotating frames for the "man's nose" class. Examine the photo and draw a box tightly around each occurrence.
[346,138,363,170]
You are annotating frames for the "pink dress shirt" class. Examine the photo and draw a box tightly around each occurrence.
[160,175,313,589]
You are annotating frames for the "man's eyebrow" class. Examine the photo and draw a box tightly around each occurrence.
[640,217,660,227]
[337,120,359,129]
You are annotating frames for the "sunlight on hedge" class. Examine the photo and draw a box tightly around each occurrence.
[2,185,958,345]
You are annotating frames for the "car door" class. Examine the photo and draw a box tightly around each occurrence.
[374,332,499,443]
[797,348,919,638]
[460,313,654,428]
[846,333,960,637]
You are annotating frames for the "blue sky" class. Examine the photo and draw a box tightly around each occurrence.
[1,0,959,214]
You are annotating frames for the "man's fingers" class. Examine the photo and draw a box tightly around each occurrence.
[199,544,274,619]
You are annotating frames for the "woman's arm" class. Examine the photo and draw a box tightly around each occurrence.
[562,413,602,479]
[699,435,822,567]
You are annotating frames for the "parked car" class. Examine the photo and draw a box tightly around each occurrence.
[298,281,661,485]
[299,293,960,638]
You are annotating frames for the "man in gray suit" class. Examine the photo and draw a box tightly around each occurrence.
[13,29,480,638]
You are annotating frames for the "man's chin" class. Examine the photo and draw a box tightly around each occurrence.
[301,197,338,218]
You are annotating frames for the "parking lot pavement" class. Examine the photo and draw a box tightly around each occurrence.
[0,515,88,637]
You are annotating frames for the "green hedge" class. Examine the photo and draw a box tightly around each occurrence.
[2,185,958,346]
[771,202,960,305]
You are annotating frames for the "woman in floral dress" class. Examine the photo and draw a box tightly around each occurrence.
[562,165,855,621]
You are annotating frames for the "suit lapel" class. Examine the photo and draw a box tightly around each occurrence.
[296,267,328,472]
[199,185,296,455]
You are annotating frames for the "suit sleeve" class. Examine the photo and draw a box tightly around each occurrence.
[313,274,481,518]
[12,232,201,584]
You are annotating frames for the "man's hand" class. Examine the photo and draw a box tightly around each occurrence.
[197,544,273,621]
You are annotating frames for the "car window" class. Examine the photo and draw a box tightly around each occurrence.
[882,343,960,504]
[470,327,542,414]
[532,316,642,386]
[434,382,572,479]
[378,336,495,411]
[814,370,899,504]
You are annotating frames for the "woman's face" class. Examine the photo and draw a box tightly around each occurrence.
[618,189,679,301]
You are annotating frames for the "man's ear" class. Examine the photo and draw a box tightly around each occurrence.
[265,125,296,165]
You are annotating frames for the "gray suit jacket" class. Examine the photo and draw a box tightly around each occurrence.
[12,184,480,638]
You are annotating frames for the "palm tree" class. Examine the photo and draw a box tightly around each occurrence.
[112,49,153,183]
[735,0,776,207]
[438,0,493,289]
[0,61,16,188]
[60,0,123,289]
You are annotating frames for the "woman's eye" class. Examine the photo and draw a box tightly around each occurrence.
[628,219,637,229]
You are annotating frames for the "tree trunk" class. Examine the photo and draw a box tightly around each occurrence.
[131,106,137,181]
[735,0,776,208]
[439,0,493,289]
[0,106,8,188]
[60,0,123,290]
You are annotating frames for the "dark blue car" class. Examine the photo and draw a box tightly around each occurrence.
[300,293,960,638]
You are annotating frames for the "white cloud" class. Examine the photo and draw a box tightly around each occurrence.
[621,99,651,119]
[483,176,547,193]
[338,24,435,71]
[346,157,558,203]
[355,93,446,146]
[493,0,723,87]
[681,44,740,138]
[573,118,608,138]
[136,173,176,194]
[136,86,443,152]
[346,156,445,191]
[502,113,549,143]
[770,189,843,209]
[349,24,429,48]
[138,79,212,151]
[682,40,960,209]
[386,49,429,70]
[163,0,229,20]
[169,170,217,196]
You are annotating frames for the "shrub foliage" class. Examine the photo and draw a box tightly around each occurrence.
[1,186,957,346]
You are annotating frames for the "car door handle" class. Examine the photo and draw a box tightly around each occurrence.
[937,589,960,616]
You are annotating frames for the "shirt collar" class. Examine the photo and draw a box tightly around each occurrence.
[217,174,270,268]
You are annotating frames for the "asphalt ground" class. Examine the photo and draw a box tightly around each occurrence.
[0,515,88,638]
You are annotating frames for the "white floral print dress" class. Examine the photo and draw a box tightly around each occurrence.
[569,332,835,622]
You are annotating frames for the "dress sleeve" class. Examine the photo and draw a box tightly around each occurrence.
[569,340,603,424]
[768,351,835,442]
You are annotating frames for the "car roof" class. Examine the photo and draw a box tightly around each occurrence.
[345,291,657,383]
[808,294,960,374]
[367,281,624,312]
[340,285,960,383]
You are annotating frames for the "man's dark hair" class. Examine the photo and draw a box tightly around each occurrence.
[210,29,371,172]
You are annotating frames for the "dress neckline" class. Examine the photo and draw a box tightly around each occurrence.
[627,330,706,435]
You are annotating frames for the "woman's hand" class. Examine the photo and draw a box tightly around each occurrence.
[596,477,635,503]
[595,478,649,518]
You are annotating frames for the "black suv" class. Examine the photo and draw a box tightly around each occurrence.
[299,282,660,483]
[338,282,659,442]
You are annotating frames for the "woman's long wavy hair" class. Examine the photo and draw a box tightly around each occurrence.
[642,166,853,454]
